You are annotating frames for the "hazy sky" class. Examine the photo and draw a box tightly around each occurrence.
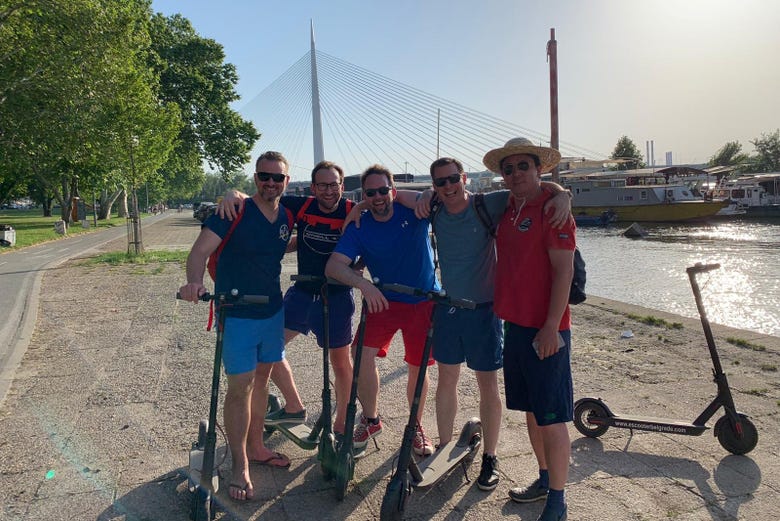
[151,0,780,167]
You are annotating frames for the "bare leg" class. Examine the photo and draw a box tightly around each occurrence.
[540,422,570,490]
[406,363,429,425]
[329,345,353,433]
[267,330,305,413]
[475,369,502,455]
[435,363,460,445]
[246,363,282,462]
[354,345,380,418]
[224,370,256,500]
[526,412,547,470]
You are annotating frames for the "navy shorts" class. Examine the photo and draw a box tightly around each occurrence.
[283,285,355,348]
[503,323,573,425]
[432,303,503,372]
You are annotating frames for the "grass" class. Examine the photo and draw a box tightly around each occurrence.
[0,209,129,249]
[627,313,684,329]
[83,250,188,266]
[726,337,767,352]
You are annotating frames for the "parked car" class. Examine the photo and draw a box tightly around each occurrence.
[194,202,217,222]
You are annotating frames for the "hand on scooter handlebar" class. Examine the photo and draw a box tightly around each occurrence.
[176,289,269,305]
[379,282,476,310]
[687,262,721,275]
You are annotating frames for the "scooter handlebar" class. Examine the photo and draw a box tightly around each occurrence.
[176,291,269,304]
[687,262,721,275]
[379,282,476,310]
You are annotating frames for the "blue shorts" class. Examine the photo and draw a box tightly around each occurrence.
[221,309,285,375]
[503,323,573,425]
[432,303,503,372]
[283,285,355,348]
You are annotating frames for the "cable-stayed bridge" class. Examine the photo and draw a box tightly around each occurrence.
[238,34,608,182]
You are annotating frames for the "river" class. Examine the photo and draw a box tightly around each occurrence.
[577,219,780,337]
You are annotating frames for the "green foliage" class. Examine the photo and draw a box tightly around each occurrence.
[749,129,780,173]
[198,172,254,202]
[708,141,749,167]
[726,337,766,352]
[610,136,646,170]
[626,313,683,329]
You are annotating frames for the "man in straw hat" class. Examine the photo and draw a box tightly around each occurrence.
[483,137,576,521]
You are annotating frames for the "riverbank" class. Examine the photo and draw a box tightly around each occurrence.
[0,213,777,520]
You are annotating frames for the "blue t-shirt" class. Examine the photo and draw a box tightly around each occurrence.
[334,202,440,303]
[281,195,353,294]
[204,198,291,318]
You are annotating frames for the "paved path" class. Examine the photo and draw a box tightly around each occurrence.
[0,213,777,521]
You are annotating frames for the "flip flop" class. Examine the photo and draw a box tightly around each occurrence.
[228,482,254,501]
[250,451,290,468]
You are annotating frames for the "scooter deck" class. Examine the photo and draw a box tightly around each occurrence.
[608,415,709,435]
[268,423,319,450]
[413,441,474,488]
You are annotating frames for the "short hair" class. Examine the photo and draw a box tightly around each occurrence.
[255,151,289,173]
[429,157,464,178]
[311,160,345,184]
[499,154,540,170]
[360,164,394,188]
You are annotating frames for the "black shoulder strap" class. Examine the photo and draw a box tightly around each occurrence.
[473,193,496,237]
[428,195,443,271]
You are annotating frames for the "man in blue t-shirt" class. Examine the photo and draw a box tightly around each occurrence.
[179,151,293,501]
[218,161,357,436]
[325,164,440,457]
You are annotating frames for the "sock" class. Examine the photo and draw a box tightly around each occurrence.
[365,416,379,425]
[539,469,550,489]
[546,488,566,509]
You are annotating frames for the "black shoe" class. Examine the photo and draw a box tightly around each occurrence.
[477,453,499,491]
[264,407,306,426]
[508,478,548,503]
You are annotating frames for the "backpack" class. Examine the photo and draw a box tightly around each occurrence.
[430,193,587,305]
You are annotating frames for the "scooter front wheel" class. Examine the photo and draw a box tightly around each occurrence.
[715,413,758,455]
[319,433,337,481]
[334,452,354,500]
[574,399,610,438]
[379,472,410,521]
[191,486,213,521]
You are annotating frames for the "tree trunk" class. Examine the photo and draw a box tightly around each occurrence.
[117,189,128,218]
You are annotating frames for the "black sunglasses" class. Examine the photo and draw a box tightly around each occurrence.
[364,186,391,197]
[256,172,287,183]
[502,161,532,176]
[433,174,462,187]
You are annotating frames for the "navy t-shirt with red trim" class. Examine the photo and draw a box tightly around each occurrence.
[281,195,354,294]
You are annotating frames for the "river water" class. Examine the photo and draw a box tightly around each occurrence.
[577,219,780,337]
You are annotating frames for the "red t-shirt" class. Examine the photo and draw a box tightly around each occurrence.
[494,189,576,329]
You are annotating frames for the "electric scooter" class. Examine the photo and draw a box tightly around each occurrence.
[263,275,338,478]
[179,289,269,521]
[379,283,482,521]
[573,263,759,455]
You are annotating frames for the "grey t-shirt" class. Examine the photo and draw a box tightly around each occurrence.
[432,190,509,303]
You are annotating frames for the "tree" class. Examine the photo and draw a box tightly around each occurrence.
[749,130,780,173]
[610,136,645,170]
[709,141,749,168]
[148,13,259,188]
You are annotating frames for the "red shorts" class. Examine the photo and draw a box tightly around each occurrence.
[354,300,435,367]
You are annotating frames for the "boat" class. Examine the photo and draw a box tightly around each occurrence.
[565,177,727,222]
[709,173,780,218]
[574,209,617,226]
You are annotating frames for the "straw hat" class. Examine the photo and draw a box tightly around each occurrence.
[482,137,562,174]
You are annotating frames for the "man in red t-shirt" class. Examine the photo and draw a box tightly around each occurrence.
[484,137,576,521]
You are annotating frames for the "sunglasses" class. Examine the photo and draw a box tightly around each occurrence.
[256,172,287,183]
[314,182,341,191]
[433,174,462,187]
[364,186,391,197]
[501,161,532,176]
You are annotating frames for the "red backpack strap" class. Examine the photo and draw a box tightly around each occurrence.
[206,208,245,331]
[345,199,355,212]
[295,197,314,223]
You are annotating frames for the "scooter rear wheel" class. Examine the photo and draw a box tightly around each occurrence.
[715,414,758,455]
[574,399,610,438]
